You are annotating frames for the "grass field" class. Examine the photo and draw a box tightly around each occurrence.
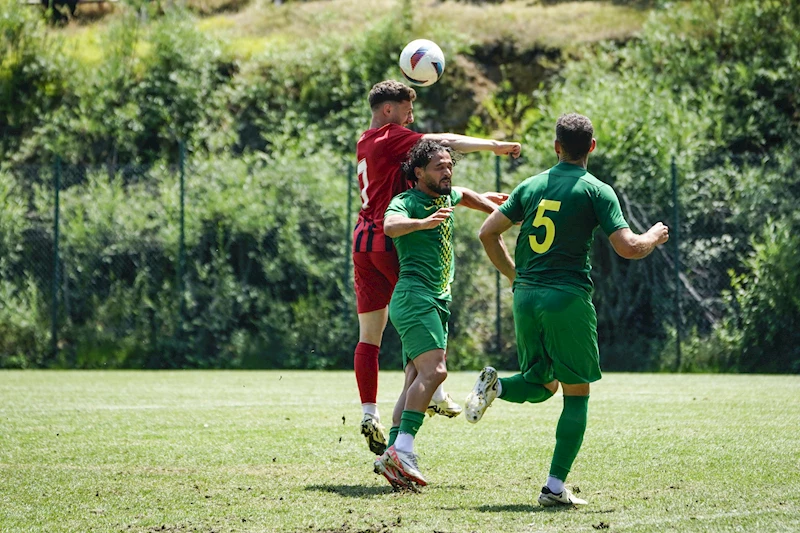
[60,0,651,64]
[1,371,798,533]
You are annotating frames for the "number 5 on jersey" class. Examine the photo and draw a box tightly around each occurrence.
[529,199,561,254]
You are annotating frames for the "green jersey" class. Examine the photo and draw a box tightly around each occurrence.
[385,188,463,301]
[499,162,629,296]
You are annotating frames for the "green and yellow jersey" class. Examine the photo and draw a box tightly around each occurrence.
[499,162,629,296]
[384,188,463,301]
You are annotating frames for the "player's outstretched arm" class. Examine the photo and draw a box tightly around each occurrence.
[384,209,454,238]
[608,223,670,260]
[478,210,516,285]
[453,187,508,214]
[423,133,521,158]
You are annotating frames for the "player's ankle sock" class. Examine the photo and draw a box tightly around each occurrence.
[388,426,400,447]
[549,395,589,481]
[397,410,425,446]
[546,476,565,494]
[498,374,554,404]
[431,383,446,403]
[395,432,414,453]
[354,342,380,404]
[362,403,378,418]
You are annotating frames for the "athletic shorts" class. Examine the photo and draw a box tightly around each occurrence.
[513,286,601,385]
[388,290,449,367]
[353,250,399,313]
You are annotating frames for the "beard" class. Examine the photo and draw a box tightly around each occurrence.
[427,178,452,196]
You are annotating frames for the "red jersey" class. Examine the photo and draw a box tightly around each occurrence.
[353,123,423,253]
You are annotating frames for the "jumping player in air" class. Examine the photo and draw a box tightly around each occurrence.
[354,80,521,455]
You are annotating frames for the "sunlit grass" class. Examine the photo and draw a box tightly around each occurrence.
[208,0,650,48]
[1,370,798,532]
[59,25,105,65]
[53,0,651,66]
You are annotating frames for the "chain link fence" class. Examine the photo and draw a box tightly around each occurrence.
[3,157,187,367]
[0,150,749,370]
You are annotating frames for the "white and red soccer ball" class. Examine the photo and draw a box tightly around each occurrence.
[399,39,445,87]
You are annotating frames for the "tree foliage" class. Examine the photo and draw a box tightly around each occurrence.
[0,0,798,372]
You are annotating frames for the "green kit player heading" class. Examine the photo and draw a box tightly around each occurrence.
[466,113,670,507]
[372,139,508,490]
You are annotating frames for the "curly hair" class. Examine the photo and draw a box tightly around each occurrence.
[556,113,594,160]
[368,80,417,110]
[401,138,460,183]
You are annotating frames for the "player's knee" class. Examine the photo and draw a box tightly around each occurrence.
[358,324,384,345]
[561,382,590,396]
[431,365,447,386]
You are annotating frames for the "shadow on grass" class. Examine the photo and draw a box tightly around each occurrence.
[305,484,394,498]
[476,504,575,513]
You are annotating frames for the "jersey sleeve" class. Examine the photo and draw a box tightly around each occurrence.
[498,182,525,223]
[450,188,463,207]
[594,184,630,237]
[384,195,410,220]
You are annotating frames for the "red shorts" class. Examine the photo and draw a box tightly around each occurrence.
[353,250,400,314]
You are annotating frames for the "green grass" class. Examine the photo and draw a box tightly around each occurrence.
[58,0,651,64]
[205,0,650,52]
[1,371,798,532]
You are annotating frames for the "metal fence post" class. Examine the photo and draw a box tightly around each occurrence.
[495,155,502,352]
[178,142,186,336]
[345,160,354,293]
[672,156,682,371]
[51,157,61,362]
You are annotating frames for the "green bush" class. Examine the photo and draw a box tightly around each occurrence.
[0,0,71,161]
[723,218,800,373]
[1,0,799,372]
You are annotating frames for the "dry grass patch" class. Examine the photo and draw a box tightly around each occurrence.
[205,0,649,51]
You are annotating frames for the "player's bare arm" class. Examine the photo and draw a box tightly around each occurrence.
[482,191,510,206]
[453,187,508,214]
[422,134,521,158]
[478,210,516,284]
[384,209,454,239]
[608,223,670,260]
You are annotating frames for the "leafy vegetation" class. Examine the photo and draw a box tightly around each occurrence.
[0,0,798,372]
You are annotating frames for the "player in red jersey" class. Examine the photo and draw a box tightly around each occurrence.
[355,80,521,455]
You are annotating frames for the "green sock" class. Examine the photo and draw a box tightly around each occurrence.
[397,410,426,438]
[498,374,555,404]
[549,395,589,481]
[387,426,400,447]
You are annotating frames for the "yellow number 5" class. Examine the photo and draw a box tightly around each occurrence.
[529,199,562,253]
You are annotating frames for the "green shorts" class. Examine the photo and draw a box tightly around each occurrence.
[389,290,450,367]
[513,285,601,385]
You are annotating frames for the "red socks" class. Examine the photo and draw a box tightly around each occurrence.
[354,342,380,404]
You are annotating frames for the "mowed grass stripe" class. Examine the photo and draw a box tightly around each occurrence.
[1,371,798,532]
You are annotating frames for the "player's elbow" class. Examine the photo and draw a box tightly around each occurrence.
[478,225,493,243]
[383,220,399,238]
[609,228,644,260]
[611,242,640,260]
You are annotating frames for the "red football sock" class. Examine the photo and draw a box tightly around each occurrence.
[354,342,380,404]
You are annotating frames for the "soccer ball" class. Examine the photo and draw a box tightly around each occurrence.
[399,39,445,87]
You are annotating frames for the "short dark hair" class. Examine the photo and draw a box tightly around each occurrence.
[368,80,417,110]
[401,139,459,182]
[556,113,594,160]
